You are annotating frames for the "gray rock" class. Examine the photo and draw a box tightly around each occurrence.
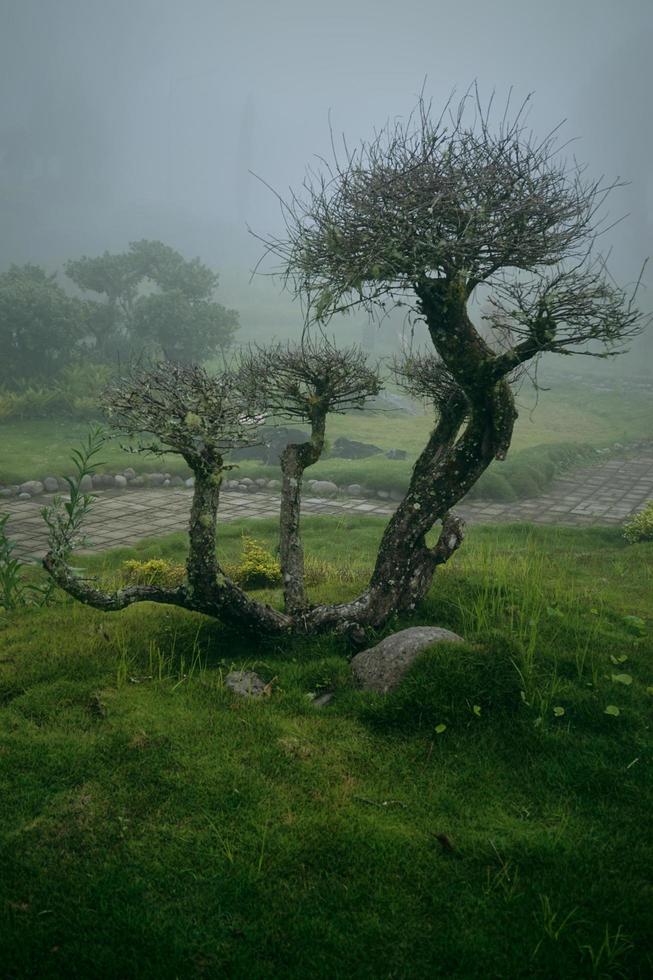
[92,473,115,489]
[170,476,184,487]
[385,448,408,460]
[185,477,195,488]
[57,478,70,492]
[224,670,269,698]
[377,490,390,500]
[146,472,165,486]
[346,483,364,497]
[390,489,405,501]
[18,480,44,496]
[239,477,254,486]
[312,480,339,497]
[351,626,465,693]
[0,488,16,499]
[79,475,93,492]
[267,479,281,491]
[114,474,128,489]
[18,492,31,501]
[163,479,170,487]
[129,476,145,487]
[43,476,59,493]
[331,436,383,459]
[311,691,334,708]
[123,467,137,480]
[255,478,269,488]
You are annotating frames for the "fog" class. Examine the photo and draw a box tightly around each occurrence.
[1,0,652,367]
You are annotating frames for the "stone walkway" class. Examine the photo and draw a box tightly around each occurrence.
[3,447,652,560]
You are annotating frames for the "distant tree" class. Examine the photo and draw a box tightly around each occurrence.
[65,240,239,363]
[0,264,87,385]
[41,90,649,640]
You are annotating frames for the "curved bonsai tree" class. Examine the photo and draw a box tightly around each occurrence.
[42,90,649,638]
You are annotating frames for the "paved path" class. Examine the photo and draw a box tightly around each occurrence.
[3,447,653,560]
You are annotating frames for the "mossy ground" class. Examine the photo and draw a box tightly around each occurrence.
[1,519,652,978]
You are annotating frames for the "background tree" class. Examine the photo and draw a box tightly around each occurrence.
[65,240,239,363]
[0,263,87,385]
[41,91,649,639]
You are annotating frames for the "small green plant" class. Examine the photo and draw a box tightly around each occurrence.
[231,535,282,589]
[122,558,186,588]
[41,425,107,560]
[623,500,653,543]
[0,513,54,612]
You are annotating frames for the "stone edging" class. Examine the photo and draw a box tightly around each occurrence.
[1,439,650,504]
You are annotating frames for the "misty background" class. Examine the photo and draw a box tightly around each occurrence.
[1,0,652,371]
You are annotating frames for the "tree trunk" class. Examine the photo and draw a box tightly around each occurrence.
[278,412,326,614]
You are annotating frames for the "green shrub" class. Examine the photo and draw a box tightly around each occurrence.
[504,467,540,498]
[0,363,110,421]
[230,535,282,588]
[469,471,517,502]
[623,501,653,543]
[122,558,186,587]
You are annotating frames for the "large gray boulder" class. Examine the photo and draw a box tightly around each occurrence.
[351,626,464,693]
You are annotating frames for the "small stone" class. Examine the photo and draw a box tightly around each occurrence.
[43,476,59,493]
[0,488,16,499]
[92,473,115,489]
[18,492,31,501]
[311,691,334,708]
[123,467,137,480]
[390,489,405,501]
[255,478,269,487]
[240,477,254,486]
[312,480,339,497]
[146,472,165,486]
[114,474,128,489]
[351,626,465,693]
[267,479,281,491]
[163,479,170,487]
[79,475,93,492]
[185,477,195,488]
[18,480,44,496]
[170,476,184,487]
[346,483,364,497]
[225,670,270,698]
[377,490,390,500]
[129,476,145,487]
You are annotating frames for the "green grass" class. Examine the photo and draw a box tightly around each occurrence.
[1,520,652,978]
[1,380,651,502]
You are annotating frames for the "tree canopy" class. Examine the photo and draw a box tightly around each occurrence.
[0,264,87,385]
[41,89,650,639]
[65,240,239,363]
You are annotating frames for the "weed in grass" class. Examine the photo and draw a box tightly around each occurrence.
[579,923,634,978]
[532,894,582,959]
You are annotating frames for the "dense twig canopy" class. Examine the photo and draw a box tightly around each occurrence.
[391,349,468,415]
[101,361,265,467]
[256,86,649,364]
[236,337,382,421]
